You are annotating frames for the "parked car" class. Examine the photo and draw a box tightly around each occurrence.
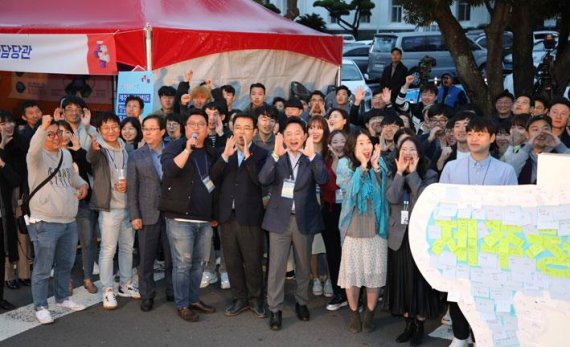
[367,32,487,83]
[474,31,514,54]
[326,59,373,111]
[533,30,558,43]
[336,34,356,45]
[342,44,370,74]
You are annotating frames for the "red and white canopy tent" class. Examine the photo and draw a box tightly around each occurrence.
[0,0,343,107]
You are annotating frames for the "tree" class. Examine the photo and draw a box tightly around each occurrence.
[313,0,375,39]
[296,13,328,32]
[253,0,281,14]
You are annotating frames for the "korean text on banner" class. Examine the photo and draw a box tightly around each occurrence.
[116,71,154,120]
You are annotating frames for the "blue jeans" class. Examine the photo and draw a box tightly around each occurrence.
[28,221,78,309]
[165,219,212,309]
[99,208,134,290]
[76,204,97,280]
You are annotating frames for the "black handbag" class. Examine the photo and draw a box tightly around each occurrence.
[18,151,63,234]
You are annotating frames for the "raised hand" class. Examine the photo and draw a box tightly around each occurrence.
[41,114,54,130]
[81,108,91,128]
[381,87,392,104]
[215,116,224,136]
[69,133,81,150]
[371,144,381,171]
[301,134,316,158]
[354,146,367,168]
[354,86,365,103]
[242,135,251,159]
[539,130,561,148]
[205,79,214,89]
[0,126,12,150]
[405,75,415,87]
[223,135,237,159]
[184,69,194,82]
[408,153,419,173]
[180,94,191,106]
[53,107,64,121]
[274,132,285,157]
[395,154,409,175]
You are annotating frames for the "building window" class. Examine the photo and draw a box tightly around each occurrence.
[457,0,471,21]
[391,4,403,23]
[361,13,371,23]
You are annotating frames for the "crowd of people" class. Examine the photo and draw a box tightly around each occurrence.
[0,64,569,347]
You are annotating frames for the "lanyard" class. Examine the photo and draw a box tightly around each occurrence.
[286,154,301,180]
[193,152,209,179]
[107,148,126,171]
[467,158,491,185]
[402,190,410,211]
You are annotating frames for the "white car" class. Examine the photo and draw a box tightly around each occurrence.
[326,59,372,111]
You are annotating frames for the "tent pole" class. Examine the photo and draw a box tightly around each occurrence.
[336,65,341,86]
[145,24,153,71]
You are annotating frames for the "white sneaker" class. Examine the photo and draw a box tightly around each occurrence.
[93,262,100,276]
[118,282,141,299]
[312,278,323,296]
[35,307,54,324]
[449,338,469,347]
[220,272,230,289]
[200,271,218,288]
[58,299,86,312]
[323,279,334,297]
[102,288,118,310]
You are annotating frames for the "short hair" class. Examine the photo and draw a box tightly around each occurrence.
[365,108,384,124]
[427,103,452,119]
[494,90,515,103]
[310,90,326,100]
[232,113,257,129]
[511,113,531,128]
[220,84,236,96]
[526,114,552,130]
[391,47,403,55]
[62,96,86,109]
[466,116,497,135]
[96,112,121,129]
[143,114,166,130]
[285,98,304,110]
[272,96,285,106]
[283,116,307,134]
[394,128,416,145]
[381,114,404,127]
[335,85,351,97]
[327,107,351,132]
[532,96,550,109]
[249,83,266,93]
[158,86,176,97]
[20,100,40,115]
[451,112,472,126]
[549,97,570,110]
[420,84,438,96]
[56,120,73,133]
[165,113,182,125]
[255,105,279,120]
[204,102,228,116]
[125,95,144,110]
[190,86,212,100]
[182,108,208,125]
[496,121,511,134]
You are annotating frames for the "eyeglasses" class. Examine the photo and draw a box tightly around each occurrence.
[186,122,207,128]
[47,130,63,139]
[100,126,119,133]
[142,127,161,132]
[166,122,180,128]
[64,108,83,115]
[234,126,253,131]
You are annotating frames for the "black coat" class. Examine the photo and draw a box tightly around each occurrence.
[0,149,21,262]
[380,62,408,102]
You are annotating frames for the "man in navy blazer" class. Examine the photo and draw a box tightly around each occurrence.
[258,117,328,330]
[210,114,268,318]
[127,115,173,312]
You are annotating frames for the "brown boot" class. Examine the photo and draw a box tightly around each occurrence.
[348,307,362,333]
[362,305,376,333]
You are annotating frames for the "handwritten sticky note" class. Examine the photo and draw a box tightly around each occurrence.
[558,220,570,236]
[427,225,442,239]
[479,253,499,268]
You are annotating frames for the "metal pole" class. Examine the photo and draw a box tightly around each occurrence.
[145,24,153,71]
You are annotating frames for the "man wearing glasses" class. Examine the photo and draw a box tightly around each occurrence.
[437,72,467,110]
[26,113,88,324]
[57,96,96,150]
[159,109,217,322]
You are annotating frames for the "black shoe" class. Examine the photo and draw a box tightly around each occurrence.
[189,300,216,314]
[166,295,175,302]
[295,303,310,321]
[5,280,19,290]
[140,298,154,312]
[0,299,16,311]
[396,317,416,343]
[224,299,249,317]
[285,271,295,280]
[409,319,424,346]
[326,293,348,311]
[269,311,282,330]
[18,279,31,287]
[249,300,267,318]
[361,305,376,333]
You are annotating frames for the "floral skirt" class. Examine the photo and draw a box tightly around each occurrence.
[338,235,387,288]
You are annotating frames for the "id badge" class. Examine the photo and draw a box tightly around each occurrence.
[202,176,215,193]
[281,179,295,199]
[335,189,344,204]
[401,210,409,225]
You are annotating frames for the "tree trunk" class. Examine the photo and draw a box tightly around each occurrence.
[511,4,535,97]
[433,7,493,117]
[484,1,511,101]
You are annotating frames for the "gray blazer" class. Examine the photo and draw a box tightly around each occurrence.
[385,169,438,251]
[127,144,162,225]
[259,152,328,235]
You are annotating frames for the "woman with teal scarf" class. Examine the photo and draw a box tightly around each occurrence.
[336,130,389,334]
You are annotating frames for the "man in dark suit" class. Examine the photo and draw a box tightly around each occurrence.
[210,113,268,318]
[259,117,328,331]
[380,47,408,102]
[127,115,173,312]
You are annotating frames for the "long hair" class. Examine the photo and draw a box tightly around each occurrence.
[327,107,351,133]
[345,129,375,170]
[394,136,429,179]
[120,117,143,148]
[307,115,330,160]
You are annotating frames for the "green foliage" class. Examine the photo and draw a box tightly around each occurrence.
[296,13,328,32]
[253,0,281,14]
[313,0,375,37]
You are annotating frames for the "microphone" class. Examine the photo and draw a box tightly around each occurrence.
[190,132,198,149]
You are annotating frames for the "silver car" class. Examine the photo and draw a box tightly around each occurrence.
[367,32,488,83]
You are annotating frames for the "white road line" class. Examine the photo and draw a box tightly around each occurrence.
[0,272,165,342]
